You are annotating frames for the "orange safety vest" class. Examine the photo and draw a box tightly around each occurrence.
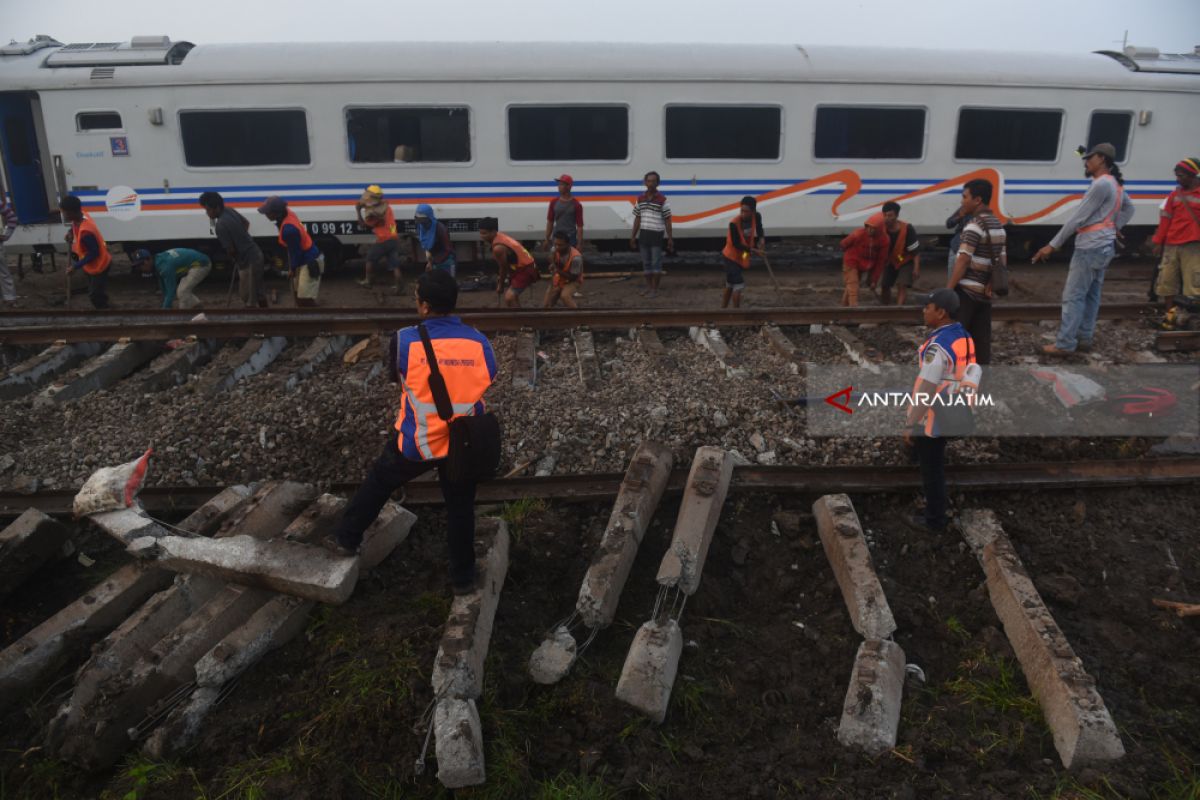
[276,209,314,251]
[394,333,494,460]
[913,324,978,436]
[71,213,112,275]
[888,221,912,266]
[369,206,399,243]
[1078,175,1125,234]
[551,247,583,286]
[721,213,757,268]
[492,232,535,268]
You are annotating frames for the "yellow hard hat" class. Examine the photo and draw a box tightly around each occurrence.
[365,184,384,197]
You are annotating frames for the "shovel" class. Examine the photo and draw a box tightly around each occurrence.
[64,269,72,309]
[757,249,782,292]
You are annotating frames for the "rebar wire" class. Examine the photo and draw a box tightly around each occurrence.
[548,610,579,639]
[671,592,689,622]
[213,675,241,707]
[574,625,601,659]
[650,584,669,621]
[144,513,201,538]
[412,684,450,776]
[131,680,197,740]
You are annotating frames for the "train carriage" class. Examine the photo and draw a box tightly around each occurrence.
[0,36,1198,264]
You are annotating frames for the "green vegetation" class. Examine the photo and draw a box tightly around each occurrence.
[499,497,548,543]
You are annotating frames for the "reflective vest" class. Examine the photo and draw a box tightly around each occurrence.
[721,213,757,268]
[1078,175,1125,234]
[393,327,494,460]
[71,213,112,275]
[492,232,535,268]
[551,247,583,286]
[370,206,399,243]
[914,323,980,436]
[888,221,912,266]
[277,209,314,251]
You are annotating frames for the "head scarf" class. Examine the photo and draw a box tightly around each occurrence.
[415,204,438,251]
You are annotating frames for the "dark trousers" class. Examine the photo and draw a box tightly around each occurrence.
[954,288,991,365]
[914,435,948,529]
[336,435,478,586]
[88,269,110,309]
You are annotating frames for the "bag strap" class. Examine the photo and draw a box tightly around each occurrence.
[1178,192,1200,230]
[417,323,454,422]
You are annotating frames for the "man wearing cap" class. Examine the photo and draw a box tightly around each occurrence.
[902,288,981,534]
[132,247,212,309]
[258,196,323,306]
[542,175,584,251]
[1033,143,1134,356]
[1151,157,1200,311]
[839,214,889,307]
[355,185,402,293]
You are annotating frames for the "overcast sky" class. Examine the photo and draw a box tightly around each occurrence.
[6,0,1199,53]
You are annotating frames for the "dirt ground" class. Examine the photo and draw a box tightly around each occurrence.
[1,484,1196,799]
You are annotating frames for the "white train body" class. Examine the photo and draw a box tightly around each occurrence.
[1,38,1197,256]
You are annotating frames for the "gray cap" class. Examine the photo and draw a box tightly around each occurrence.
[257,195,286,216]
[925,288,960,315]
[1084,142,1116,160]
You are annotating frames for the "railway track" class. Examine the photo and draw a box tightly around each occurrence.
[0,302,1158,344]
[5,457,1197,518]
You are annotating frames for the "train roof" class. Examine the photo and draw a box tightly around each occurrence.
[2,39,1198,93]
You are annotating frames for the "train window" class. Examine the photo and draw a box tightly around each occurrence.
[814,107,925,160]
[345,107,470,163]
[180,109,310,168]
[508,106,628,161]
[955,108,1062,161]
[76,111,123,132]
[665,106,781,160]
[1088,112,1133,162]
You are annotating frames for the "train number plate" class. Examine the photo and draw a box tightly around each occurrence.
[304,221,361,236]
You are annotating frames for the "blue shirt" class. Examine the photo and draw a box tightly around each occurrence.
[280,222,321,269]
[153,248,210,308]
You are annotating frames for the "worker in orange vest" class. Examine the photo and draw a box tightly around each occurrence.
[479,217,538,308]
[544,230,584,309]
[355,185,403,293]
[879,201,921,306]
[61,195,113,309]
[258,196,323,306]
[839,213,889,307]
[332,270,497,594]
[720,196,764,308]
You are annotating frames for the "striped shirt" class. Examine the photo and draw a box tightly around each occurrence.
[633,191,671,233]
[957,209,1006,301]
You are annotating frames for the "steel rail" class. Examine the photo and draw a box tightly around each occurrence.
[4,458,1196,519]
[0,302,1157,345]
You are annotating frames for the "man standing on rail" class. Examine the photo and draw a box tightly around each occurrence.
[1151,157,1200,316]
[355,185,403,292]
[879,201,921,306]
[544,231,584,309]
[630,171,673,299]
[902,288,981,535]
[839,213,888,307]
[131,247,212,309]
[61,195,112,309]
[199,191,267,308]
[415,204,457,277]
[330,270,496,595]
[948,179,1004,365]
[542,175,584,250]
[720,196,764,309]
[1032,143,1134,356]
[479,217,539,308]
[0,193,17,306]
[258,196,323,307]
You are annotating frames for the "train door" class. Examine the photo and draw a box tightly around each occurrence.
[0,92,51,223]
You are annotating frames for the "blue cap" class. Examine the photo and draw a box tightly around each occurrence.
[131,248,152,266]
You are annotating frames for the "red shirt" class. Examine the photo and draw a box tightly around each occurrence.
[1152,185,1200,245]
[840,227,889,275]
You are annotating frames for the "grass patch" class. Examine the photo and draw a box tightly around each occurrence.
[500,498,548,543]
[944,615,971,643]
[673,675,711,725]
[945,647,1042,723]
[107,755,184,800]
[531,772,616,800]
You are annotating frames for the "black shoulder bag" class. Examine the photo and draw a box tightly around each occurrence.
[981,218,1009,297]
[417,323,502,483]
